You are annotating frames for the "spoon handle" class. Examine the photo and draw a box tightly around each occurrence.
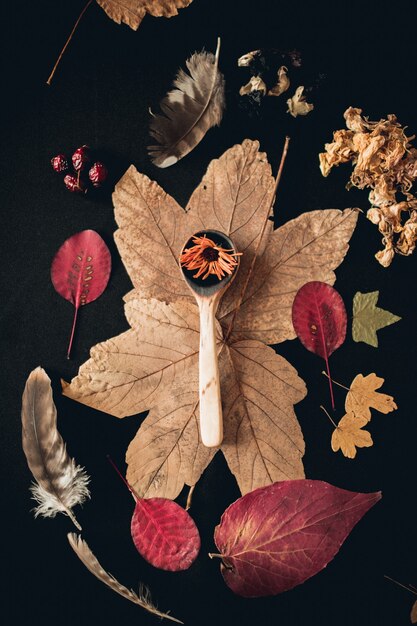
[198,298,223,447]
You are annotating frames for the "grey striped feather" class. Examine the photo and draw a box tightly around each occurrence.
[21,367,90,529]
[148,37,225,168]
[67,534,182,623]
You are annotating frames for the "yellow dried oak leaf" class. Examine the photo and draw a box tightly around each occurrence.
[331,412,373,459]
[64,139,358,499]
[345,373,397,423]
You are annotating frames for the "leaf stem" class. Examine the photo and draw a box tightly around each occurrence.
[107,455,140,502]
[185,484,195,511]
[384,575,417,596]
[324,356,335,410]
[224,136,290,343]
[67,306,79,360]
[46,0,93,85]
[320,405,338,429]
[321,370,350,391]
[208,553,223,559]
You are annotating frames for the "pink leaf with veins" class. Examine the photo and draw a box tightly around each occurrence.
[213,479,381,597]
[51,229,111,358]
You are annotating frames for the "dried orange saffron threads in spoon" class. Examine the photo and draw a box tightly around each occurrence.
[180,235,242,280]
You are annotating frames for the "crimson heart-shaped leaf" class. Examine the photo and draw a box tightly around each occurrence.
[51,230,111,358]
[131,498,200,571]
[213,479,381,597]
[292,281,347,408]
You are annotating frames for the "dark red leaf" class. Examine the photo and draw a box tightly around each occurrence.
[131,498,200,571]
[292,281,347,408]
[213,479,381,597]
[51,230,111,358]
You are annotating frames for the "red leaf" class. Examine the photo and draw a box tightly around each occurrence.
[213,479,381,597]
[131,498,200,571]
[292,281,346,408]
[51,230,111,358]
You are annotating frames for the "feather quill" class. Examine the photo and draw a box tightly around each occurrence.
[148,37,225,168]
[21,367,90,530]
[67,534,182,623]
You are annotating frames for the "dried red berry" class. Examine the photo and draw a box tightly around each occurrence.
[88,162,108,187]
[64,174,87,194]
[51,154,69,173]
[72,145,91,171]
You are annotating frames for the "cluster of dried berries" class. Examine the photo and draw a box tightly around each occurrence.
[51,145,108,194]
[237,49,315,118]
[180,234,241,281]
[320,107,417,267]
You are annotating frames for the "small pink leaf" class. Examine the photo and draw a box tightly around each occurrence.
[51,230,111,358]
[213,479,381,597]
[292,281,347,408]
[131,498,200,571]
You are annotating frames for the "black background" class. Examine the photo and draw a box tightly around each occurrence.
[2,1,417,625]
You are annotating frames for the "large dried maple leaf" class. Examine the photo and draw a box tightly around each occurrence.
[96,0,193,30]
[64,140,358,499]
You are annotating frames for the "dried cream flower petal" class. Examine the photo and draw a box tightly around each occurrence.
[239,75,267,97]
[287,86,314,118]
[268,66,290,97]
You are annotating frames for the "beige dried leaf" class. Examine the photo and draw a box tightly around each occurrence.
[220,340,306,493]
[331,412,373,459]
[220,208,358,344]
[64,139,357,499]
[96,0,192,30]
[65,297,206,418]
[287,86,314,118]
[126,389,216,499]
[345,373,397,422]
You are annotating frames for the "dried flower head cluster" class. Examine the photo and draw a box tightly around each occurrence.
[180,234,241,281]
[319,107,417,267]
[237,48,314,118]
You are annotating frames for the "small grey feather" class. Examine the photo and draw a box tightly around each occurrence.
[21,367,90,529]
[68,534,182,622]
[148,37,225,168]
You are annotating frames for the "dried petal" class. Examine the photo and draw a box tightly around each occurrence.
[268,66,290,97]
[320,107,417,265]
[287,86,314,118]
[239,75,267,96]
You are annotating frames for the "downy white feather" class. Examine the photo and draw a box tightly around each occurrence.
[21,367,90,529]
[148,37,225,168]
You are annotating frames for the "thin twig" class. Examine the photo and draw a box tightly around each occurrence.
[321,370,350,391]
[224,136,291,343]
[384,575,417,596]
[320,405,338,429]
[46,0,93,85]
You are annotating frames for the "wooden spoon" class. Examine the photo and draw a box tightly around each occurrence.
[179,230,240,448]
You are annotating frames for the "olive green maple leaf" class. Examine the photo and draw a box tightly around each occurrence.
[352,291,401,347]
